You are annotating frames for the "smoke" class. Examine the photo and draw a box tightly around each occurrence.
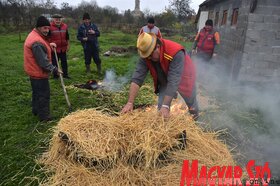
[102,69,129,92]
[193,55,280,178]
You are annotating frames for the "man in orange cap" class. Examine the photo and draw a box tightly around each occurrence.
[121,33,199,119]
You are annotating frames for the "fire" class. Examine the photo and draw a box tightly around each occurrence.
[170,102,187,114]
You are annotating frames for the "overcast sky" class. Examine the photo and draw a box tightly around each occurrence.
[53,0,205,14]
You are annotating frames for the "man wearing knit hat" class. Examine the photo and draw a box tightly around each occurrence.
[77,12,102,75]
[121,33,199,120]
[49,14,70,79]
[192,19,220,61]
[24,16,62,122]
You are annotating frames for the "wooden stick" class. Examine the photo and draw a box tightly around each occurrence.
[53,49,71,110]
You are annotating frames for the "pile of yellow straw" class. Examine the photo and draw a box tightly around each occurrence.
[39,108,235,185]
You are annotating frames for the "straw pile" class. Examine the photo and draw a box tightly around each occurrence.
[39,108,235,185]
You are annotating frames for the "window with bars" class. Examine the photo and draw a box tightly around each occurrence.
[231,8,239,26]
[221,10,228,25]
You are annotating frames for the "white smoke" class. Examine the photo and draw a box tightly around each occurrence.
[193,55,280,178]
[101,69,129,92]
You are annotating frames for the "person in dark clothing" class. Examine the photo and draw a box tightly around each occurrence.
[49,14,70,79]
[121,33,199,120]
[77,12,101,75]
[24,16,61,122]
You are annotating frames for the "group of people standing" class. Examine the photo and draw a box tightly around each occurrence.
[23,13,101,121]
[23,13,219,122]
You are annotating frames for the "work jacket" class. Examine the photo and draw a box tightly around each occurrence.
[49,22,68,53]
[145,39,196,98]
[24,29,52,79]
[196,28,218,54]
[77,22,100,49]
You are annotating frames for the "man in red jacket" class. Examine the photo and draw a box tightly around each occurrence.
[24,16,61,122]
[192,19,220,62]
[121,33,199,119]
[49,14,70,79]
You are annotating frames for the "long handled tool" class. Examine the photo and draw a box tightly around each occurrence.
[53,49,71,111]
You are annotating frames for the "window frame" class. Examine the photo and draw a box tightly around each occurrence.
[231,8,239,26]
[221,10,228,25]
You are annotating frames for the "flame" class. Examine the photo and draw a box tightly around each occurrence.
[170,102,187,114]
[145,105,156,112]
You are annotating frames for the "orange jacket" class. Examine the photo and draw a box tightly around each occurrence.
[24,29,52,79]
[145,39,196,98]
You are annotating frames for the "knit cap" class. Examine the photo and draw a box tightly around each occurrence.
[36,16,50,27]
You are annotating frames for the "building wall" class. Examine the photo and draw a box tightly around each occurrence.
[199,0,280,83]
[238,0,280,82]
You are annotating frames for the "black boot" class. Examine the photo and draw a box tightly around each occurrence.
[97,64,101,76]
[86,64,91,73]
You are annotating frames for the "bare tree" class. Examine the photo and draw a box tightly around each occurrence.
[168,0,195,22]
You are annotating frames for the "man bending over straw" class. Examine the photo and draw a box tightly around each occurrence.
[121,33,199,120]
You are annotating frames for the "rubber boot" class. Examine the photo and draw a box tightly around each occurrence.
[86,64,91,73]
[97,64,101,76]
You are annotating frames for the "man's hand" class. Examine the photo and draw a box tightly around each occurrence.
[88,29,95,34]
[121,102,133,114]
[191,49,197,55]
[50,42,57,49]
[57,69,63,74]
[212,53,217,57]
[53,67,63,76]
[82,37,88,41]
[159,107,170,119]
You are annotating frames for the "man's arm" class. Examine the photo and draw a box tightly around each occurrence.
[192,32,200,49]
[93,24,100,37]
[157,28,162,38]
[138,27,144,36]
[213,31,220,54]
[66,29,70,51]
[121,58,148,113]
[77,26,85,42]
[32,42,57,73]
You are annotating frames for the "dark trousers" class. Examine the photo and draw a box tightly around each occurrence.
[30,78,50,120]
[196,51,212,62]
[52,52,68,77]
[83,44,101,67]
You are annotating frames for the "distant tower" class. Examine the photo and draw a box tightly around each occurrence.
[135,0,140,11]
[132,0,143,17]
